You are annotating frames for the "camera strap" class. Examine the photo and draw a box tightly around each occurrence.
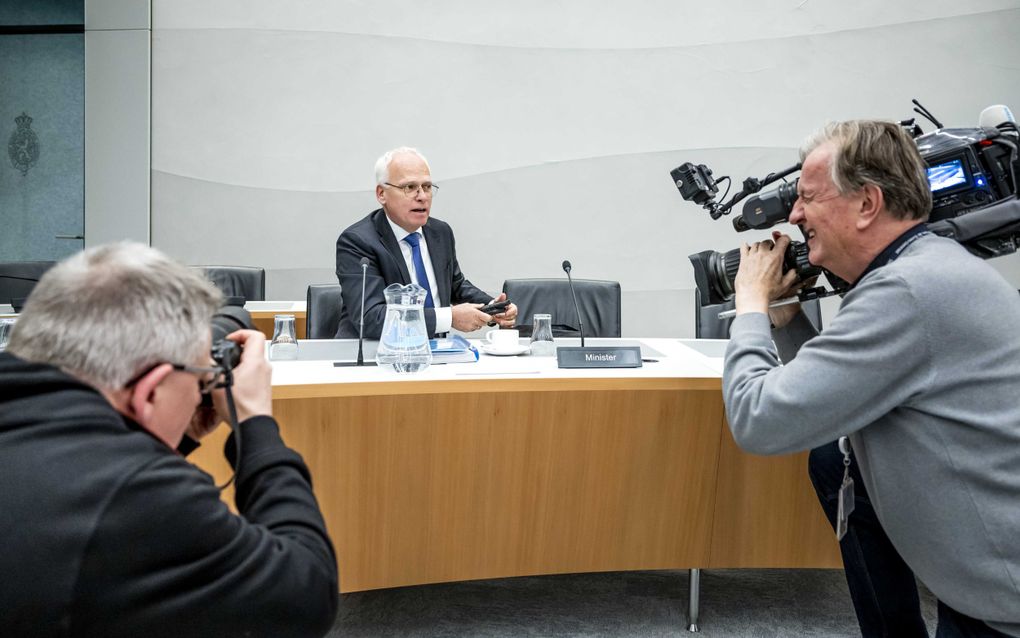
[215,368,243,492]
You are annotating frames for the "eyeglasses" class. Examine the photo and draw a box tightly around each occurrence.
[384,182,438,197]
[171,364,226,395]
[125,363,226,395]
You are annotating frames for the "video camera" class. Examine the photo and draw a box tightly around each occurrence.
[672,100,1020,306]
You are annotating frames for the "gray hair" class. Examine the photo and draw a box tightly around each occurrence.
[8,242,222,390]
[374,146,430,186]
[800,120,932,221]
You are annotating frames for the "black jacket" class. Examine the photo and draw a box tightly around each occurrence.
[0,353,338,637]
[334,209,491,339]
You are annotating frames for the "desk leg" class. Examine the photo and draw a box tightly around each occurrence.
[687,568,701,632]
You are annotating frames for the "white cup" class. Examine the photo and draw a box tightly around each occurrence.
[485,329,520,350]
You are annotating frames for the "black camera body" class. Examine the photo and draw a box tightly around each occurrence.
[673,112,1020,307]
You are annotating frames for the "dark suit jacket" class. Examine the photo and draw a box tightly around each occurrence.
[335,209,491,338]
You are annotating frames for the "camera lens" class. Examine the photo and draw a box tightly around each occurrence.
[690,240,818,306]
[210,306,253,370]
[708,248,741,301]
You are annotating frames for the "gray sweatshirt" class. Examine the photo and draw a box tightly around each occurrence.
[723,233,1020,635]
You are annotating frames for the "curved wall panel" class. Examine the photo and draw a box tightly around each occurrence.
[151,2,1020,336]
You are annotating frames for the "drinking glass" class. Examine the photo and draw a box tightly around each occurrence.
[0,318,15,352]
[270,314,299,360]
[529,313,555,356]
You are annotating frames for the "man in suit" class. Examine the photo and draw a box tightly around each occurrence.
[335,147,517,339]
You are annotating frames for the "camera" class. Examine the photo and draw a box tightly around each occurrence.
[210,302,252,371]
[689,240,820,307]
[673,101,1020,307]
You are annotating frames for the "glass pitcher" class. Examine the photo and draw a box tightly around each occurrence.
[376,283,432,373]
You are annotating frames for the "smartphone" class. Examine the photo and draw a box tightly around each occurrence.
[479,299,511,315]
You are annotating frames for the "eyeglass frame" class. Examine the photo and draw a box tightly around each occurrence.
[124,362,227,395]
[383,181,439,197]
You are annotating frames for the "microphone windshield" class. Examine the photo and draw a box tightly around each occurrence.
[979,104,1016,129]
[561,260,572,273]
[360,257,370,267]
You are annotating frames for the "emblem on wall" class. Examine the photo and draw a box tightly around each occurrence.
[9,112,40,176]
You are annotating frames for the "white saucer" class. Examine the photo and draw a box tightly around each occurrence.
[480,344,531,356]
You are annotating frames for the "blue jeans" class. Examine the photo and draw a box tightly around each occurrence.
[809,442,1009,638]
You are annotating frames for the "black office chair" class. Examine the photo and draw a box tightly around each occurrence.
[502,278,622,338]
[191,266,265,302]
[0,261,57,311]
[694,290,822,339]
[306,284,343,339]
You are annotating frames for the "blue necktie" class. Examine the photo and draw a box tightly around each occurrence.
[403,232,435,308]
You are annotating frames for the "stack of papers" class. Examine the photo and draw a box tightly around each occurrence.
[429,335,479,364]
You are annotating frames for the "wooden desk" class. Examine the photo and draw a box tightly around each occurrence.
[191,339,840,592]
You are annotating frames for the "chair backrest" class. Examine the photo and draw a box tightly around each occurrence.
[306,284,343,339]
[694,289,822,339]
[502,278,622,338]
[192,266,265,302]
[0,261,57,309]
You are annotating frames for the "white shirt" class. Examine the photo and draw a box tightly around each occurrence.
[384,215,453,334]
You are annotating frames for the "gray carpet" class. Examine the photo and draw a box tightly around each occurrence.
[330,569,937,637]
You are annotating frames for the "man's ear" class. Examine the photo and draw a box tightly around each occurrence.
[126,364,174,443]
[376,184,387,206]
[856,183,884,230]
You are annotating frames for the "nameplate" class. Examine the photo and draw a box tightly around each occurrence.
[556,346,643,369]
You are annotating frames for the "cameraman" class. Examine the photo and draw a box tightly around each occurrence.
[724,120,1020,637]
[0,243,338,638]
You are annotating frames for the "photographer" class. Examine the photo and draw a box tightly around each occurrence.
[723,121,1020,637]
[0,243,338,638]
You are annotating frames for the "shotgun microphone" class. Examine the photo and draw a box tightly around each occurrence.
[561,260,585,347]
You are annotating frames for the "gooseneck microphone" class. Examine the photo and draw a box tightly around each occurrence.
[553,261,640,369]
[336,258,377,367]
[561,260,585,348]
[357,257,369,366]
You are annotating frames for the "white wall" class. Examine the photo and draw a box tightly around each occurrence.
[149,1,1020,336]
[84,0,150,248]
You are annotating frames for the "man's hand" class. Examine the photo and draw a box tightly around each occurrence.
[486,293,518,328]
[734,232,800,316]
[211,329,273,424]
[767,272,818,329]
[451,303,493,332]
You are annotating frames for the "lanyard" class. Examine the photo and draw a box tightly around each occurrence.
[852,223,930,288]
